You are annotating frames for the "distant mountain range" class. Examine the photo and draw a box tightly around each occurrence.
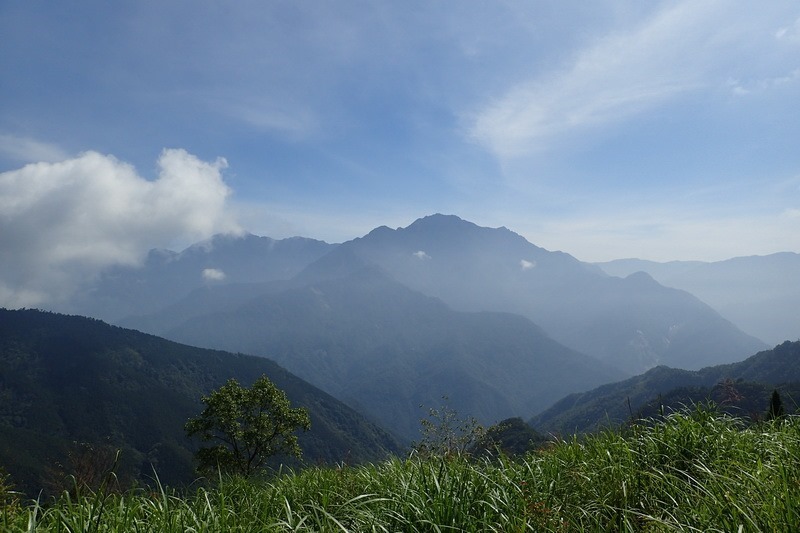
[531,340,800,435]
[63,233,335,321]
[117,215,765,376]
[597,254,800,346]
[325,215,766,374]
[0,309,400,496]
[23,213,790,451]
[147,265,623,440]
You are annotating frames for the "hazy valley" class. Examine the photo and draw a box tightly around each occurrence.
[2,214,798,496]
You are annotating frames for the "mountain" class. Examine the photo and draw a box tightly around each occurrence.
[530,341,800,435]
[597,253,800,346]
[331,214,766,374]
[63,233,335,322]
[158,265,624,440]
[0,308,400,496]
[115,247,373,336]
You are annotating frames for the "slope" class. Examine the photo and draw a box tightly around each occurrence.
[531,341,800,435]
[0,308,400,496]
[597,253,800,346]
[64,233,335,322]
[162,265,624,440]
[336,214,766,374]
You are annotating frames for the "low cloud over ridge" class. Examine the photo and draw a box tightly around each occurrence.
[0,149,239,307]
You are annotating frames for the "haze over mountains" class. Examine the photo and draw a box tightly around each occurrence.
[89,215,767,374]
[2,213,796,492]
[55,214,779,437]
[325,215,766,373]
[597,254,800,347]
[157,265,623,439]
[532,340,800,436]
[65,233,335,322]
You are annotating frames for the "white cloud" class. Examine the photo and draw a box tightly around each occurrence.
[469,2,798,158]
[413,250,431,260]
[520,259,536,270]
[0,149,239,307]
[0,134,70,164]
[202,268,227,281]
[204,93,319,138]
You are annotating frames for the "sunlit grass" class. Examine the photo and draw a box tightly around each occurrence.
[6,407,800,531]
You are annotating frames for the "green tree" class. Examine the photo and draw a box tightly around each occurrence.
[185,376,310,477]
[766,389,785,421]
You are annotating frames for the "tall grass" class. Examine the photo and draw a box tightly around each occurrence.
[5,407,799,531]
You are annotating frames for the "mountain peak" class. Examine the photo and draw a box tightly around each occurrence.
[405,214,476,233]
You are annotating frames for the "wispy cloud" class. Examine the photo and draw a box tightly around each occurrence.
[0,134,70,164]
[0,149,239,307]
[520,205,800,263]
[728,69,800,96]
[468,2,798,158]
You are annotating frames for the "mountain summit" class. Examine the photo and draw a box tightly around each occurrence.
[335,215,765,374]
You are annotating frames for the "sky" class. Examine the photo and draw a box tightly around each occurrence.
[1,1,800,307]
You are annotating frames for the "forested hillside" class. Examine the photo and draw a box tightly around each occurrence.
[159,266,623,439]
[0,309,401,496]
[531,341,800,435]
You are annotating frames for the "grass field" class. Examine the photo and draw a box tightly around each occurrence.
[4,406,799,532]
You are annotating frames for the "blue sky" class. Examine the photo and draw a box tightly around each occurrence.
[1,1,800,305]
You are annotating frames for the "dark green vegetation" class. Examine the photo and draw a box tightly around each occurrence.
[0,309,401,496]
[532,340,800,435]
[161,266,623,440]
[185,376,311,477]
[4,408,799,531]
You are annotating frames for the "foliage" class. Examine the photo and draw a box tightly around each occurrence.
[766,388,786,420]
[7,407,800,531]
[412,398,485,458]
[43,442,129,497]
[0,308,400,496]
[0,468,20,525]
[533,340,800,435]
[185,376,311,477]
[475,417,546,457]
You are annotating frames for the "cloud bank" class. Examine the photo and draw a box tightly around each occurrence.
[0,149,239,307]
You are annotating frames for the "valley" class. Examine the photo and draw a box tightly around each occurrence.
[1,214,797,501]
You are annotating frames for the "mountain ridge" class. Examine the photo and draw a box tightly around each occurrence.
[0,308,401,496]
[332,214,766,374]
[160,266,624,440]
[530,340,800,435]
[597,253,800,345]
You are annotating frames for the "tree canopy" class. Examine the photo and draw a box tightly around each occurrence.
[185,375,311,477]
